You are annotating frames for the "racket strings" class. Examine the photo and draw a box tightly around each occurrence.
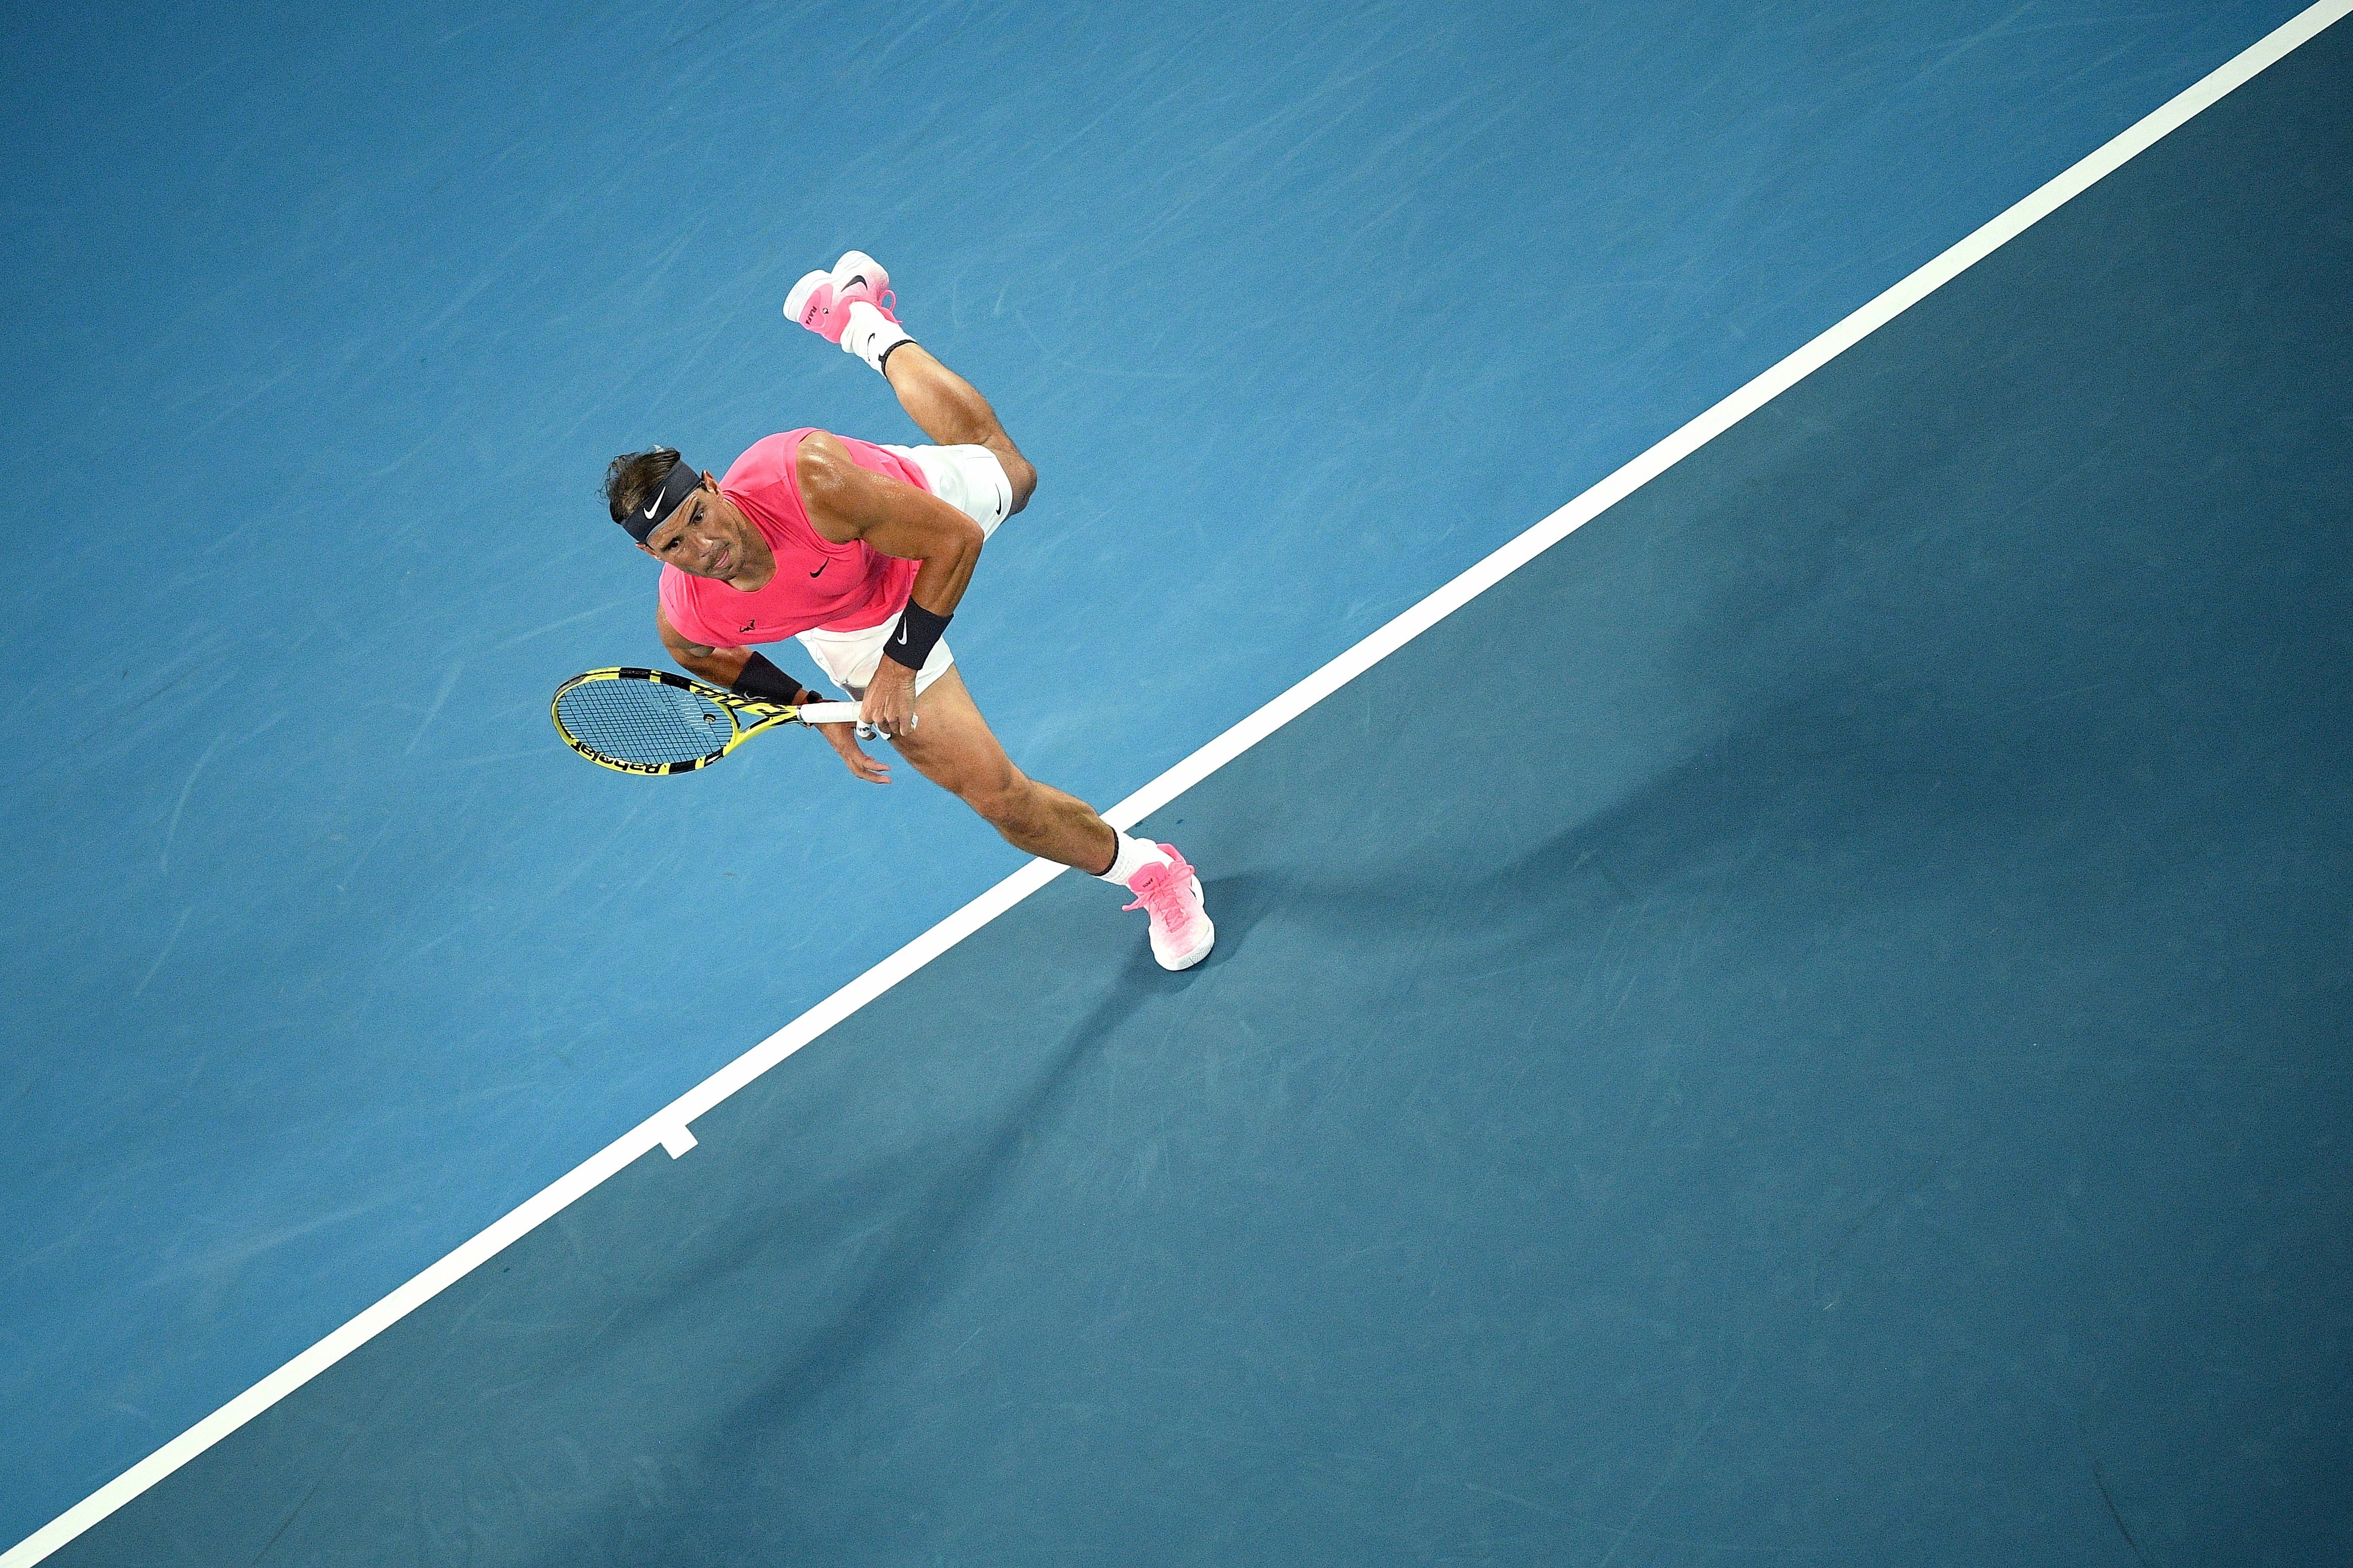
[556,679,736,766]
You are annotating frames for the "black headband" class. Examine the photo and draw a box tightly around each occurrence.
[620,457,702,544]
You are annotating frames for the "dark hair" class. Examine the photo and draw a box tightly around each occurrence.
[603,448,683,525]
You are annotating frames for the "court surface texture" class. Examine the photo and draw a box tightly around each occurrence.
[5,2,2349,1563]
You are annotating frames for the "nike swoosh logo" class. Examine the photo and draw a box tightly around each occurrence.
[740,620,756,633]
[644,491,664,519]
[897,621,909,643]
[809,560,828,578]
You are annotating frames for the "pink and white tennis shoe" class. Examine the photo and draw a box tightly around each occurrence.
[784,250,895,344]
[786,250,913,372]
[1123,843,1214,971]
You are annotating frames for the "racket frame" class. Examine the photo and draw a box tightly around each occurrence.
[550,667,861,775]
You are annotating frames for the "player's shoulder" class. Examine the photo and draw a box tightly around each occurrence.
[722,428,819,490]
[788,429,866,504]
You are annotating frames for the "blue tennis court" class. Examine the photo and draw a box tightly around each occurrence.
[5,1,2348,1562]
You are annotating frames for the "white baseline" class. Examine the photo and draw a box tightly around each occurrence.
[7,2,2345,1560]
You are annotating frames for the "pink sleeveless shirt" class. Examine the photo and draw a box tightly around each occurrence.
[657,429,925,648]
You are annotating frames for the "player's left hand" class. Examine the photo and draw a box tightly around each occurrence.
[860,660,919,739]
[811,718,891,783]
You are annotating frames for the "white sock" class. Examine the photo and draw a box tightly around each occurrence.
[842,301,914,375]
[1097,831,1171,885]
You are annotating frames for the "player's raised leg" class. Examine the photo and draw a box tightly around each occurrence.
[878,343,1037,516]
[788,250,1038,513]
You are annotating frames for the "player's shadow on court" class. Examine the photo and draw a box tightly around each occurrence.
[1223,644,2170,995]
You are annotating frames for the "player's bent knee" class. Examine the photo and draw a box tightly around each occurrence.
[965,776,1042,836]
[949,768,1020,821]
[995,448,1037,515]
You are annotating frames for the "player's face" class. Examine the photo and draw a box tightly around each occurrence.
[639,476,756,581]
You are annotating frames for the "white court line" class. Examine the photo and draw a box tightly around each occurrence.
[8,3,2345,1560]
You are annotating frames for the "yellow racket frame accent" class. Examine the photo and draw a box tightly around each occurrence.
[550,667,856,775]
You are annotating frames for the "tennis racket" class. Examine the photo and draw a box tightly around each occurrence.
[551,667,875,775]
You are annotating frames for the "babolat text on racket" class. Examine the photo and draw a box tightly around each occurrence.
[550,667,874,774]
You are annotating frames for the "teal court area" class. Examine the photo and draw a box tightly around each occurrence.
[3,3,2347,1563]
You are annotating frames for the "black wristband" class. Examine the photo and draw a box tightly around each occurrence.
[730,651,813,706]
[882,600,951,672]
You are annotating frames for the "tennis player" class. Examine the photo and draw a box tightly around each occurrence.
[603,251,1212,971]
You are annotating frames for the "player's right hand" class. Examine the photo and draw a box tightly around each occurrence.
[812,719,891,784]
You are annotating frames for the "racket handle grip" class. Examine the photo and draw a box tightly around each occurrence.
[798,702,863,726]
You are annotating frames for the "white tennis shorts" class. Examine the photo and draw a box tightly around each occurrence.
[793,442,1015,698]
